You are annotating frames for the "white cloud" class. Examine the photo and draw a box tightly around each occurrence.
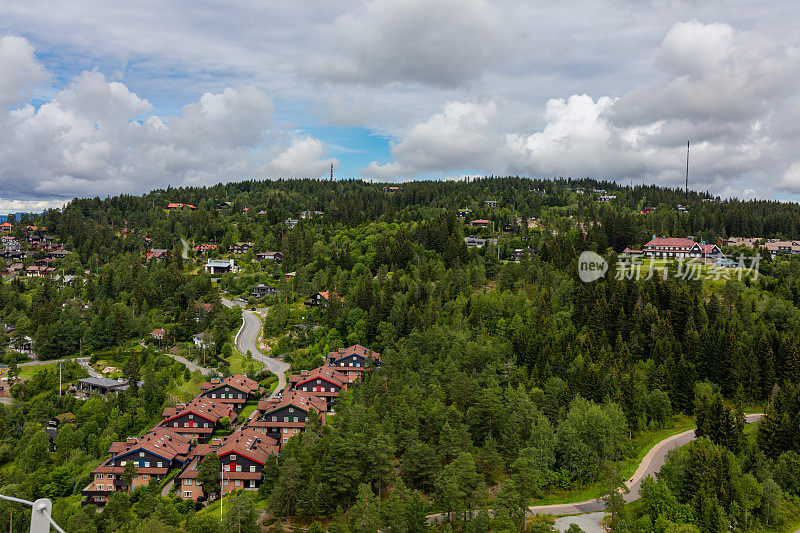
[268,137,336,179]
[300,0,508,87]
[361,161,407,180]
[0,40,336,200]
[362,20,800,196]
[0,36,47,110]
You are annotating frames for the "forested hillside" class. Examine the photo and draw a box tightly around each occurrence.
[2,177,800,532]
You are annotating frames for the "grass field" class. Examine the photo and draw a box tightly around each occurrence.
[529,414,696,507]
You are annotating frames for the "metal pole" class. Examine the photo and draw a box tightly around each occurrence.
[220,461,224,521]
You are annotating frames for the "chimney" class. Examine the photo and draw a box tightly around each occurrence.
[301,370,309,376]
[338,348,345,354]
[127,437,137,444]
[175,403,186,410]
[212,438,222,446]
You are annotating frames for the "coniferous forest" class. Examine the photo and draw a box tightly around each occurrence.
[3,177,800,532]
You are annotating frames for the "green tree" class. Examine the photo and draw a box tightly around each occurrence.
[223,491,259,533]
[197,452,221,499]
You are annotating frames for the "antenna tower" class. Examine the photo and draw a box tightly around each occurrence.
[330,163,334,181]
[685,139,690,199]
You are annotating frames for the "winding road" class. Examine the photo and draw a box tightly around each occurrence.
[222,298,289,400]
[428,413,764,523]
[180,237,190,260]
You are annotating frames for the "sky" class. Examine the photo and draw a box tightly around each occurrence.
[2,0,800,211]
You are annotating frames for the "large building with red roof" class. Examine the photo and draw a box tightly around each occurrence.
[625,237,724,260]
[159,397,235,442]
[82,428,192,505]
[249,390,327,445]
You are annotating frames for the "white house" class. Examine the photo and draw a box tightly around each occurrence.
[205,259,236,274]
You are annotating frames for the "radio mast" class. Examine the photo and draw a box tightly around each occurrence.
[685,139,690,199]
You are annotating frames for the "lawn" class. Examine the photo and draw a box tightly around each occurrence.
[238,401,258,423]
[529,414,696,507]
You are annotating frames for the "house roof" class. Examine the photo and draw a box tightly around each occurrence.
[150,328,165,336]
[644,237,697,248]
[107,428,192,462]
[290,366,348,388]
[161,396,233,425]
[257,390,327,415]
[78,377,128,389]
[470,219,491,224]
[205,259,233,267]
[189,428,279,466]
[328,344,380,364]
[167,203,184,208]
[201,374,261,395]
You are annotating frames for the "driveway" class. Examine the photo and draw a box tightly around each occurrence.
[223,298,289,399]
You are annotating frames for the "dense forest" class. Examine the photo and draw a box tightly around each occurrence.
[3,177,800,532]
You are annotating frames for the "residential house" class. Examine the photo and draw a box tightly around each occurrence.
[625,237,725,260]
[726,237,759,248]
[176,428,279,500]
[25,225,42,234]
[299,210,324,219]
[159,397,235,442]
[150,329,166,341]
[200,375,263,412]
[285,218,299,229]
[251,284,277,299]
[599,195,617,201]
[325,344,380,382]
[304,291,341,308]
[231,242,254,255]
[146,249,168,261]
[469,219,491,228]
[10,336,33,353]
[382,186,400,193]
[194,244,218,255]
[502,223,517,233]
[48,249,70,260]
[25,265,55,277]
[511,248,537,262]
[677,205,690,213]
[287,366,348,412]
[77,377,140,396]
[0,223,11,232]
[167,203,185,210]
[464,236,487,248]
[82,428,191,505]
[193,332,213,350]
[204,259,235,274]
[457,209,472,218]
[485,200,498,208]
[254,251,282,263]
[763,240,800,257]
[249,391,327,445]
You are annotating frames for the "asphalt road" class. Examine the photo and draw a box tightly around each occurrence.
[180,237,190,260]
[222,297,289,399]
[429,413,764,523]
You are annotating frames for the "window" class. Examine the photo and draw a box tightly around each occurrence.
[282,428,288,433]
[236,465,242,472]
[288,407,294,413]
[96,474,104,479]
[234,480,240,487]
[145,461,150,468]
[283,438,288,443]
[230,454,237,460]
[224,465,230,471]
[238,394,242,399]
[225,387,229,391]
[120,461,126,466]
[302,387,307,391]
[183,491,192,498]
[139,452,145,457]
[283,416,288,422]
[142,474,149,481]
[188,414,193,419]
[224,480,229,486]
[157,462,163,468]
[249,480,256,488]
[174,422,178,427]
[184,422,189,427]
[183,479,192,486]
[204,423,209,428]
[271,416,277,422]
[250,466,256,473]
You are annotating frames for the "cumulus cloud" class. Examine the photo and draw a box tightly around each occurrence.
[300,0,508,87]
[0,36,47,110]
[268,137,336,179]
[364,20,800,196]
[0,38,336,200]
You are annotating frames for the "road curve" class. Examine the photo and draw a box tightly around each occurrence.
[428,413,764,522]
[180,237,190,260]
[222,298,289,399]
